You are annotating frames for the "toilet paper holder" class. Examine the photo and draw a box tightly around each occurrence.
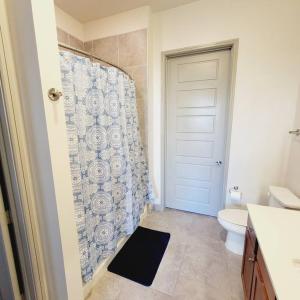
[229,186,239,192]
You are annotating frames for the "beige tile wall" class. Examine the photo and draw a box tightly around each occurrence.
[56,27,148,154]
[57,27,84,51]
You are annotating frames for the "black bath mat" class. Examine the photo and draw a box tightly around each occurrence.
[107,226,170,286]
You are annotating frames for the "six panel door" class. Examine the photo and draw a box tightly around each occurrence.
[166,50,230,216]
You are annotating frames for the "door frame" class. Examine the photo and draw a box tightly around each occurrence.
[161,40,239,212]
[0,1,48,298]
[3,0,84,298]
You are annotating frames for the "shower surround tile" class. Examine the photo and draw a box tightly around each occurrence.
[56,27,69,45]
[124,65,147,98]
[86,209,244,300]
[84,41,93,53]
[56,27,84,51]
[118,29,147,67]
[69,35,85,51]
[92,36,119,66]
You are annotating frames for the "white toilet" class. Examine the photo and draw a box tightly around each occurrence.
[218,186,300,255]
[218,208,248,255]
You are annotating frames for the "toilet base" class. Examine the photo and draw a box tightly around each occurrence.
[225,231,245,255]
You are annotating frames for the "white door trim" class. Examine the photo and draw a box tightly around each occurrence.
[161,40,239,212]
[0,1,47,298]
[3,0,84,299]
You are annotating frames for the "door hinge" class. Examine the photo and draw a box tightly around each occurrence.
[5,210,12,225]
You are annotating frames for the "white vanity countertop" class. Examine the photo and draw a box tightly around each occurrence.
[247,204,300,300]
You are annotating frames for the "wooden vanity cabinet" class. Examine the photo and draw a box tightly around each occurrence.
[242,222,257,299]
[250,260,269,300]
[241,218,276,300]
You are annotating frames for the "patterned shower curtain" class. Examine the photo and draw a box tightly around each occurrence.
[59,51,153,283]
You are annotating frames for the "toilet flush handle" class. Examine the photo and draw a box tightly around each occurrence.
[216,161,223,166]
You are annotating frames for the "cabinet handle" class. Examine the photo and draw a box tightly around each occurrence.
[248,256,255,262]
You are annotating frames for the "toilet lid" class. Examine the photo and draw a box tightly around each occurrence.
[218,209,248,227]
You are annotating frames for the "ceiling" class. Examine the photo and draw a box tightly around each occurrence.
[54,0,199,22]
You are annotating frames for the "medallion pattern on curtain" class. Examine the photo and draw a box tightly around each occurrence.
[60,51,153,283]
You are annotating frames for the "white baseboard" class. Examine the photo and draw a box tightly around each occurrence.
[83,204,150,299]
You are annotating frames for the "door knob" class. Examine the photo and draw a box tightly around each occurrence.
[216,161,222,166]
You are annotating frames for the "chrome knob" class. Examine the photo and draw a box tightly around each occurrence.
[216,161,222,166]
[248,257,255,263]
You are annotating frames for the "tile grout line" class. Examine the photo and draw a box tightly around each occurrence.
[150,241,189,298]
[170,243,189,298]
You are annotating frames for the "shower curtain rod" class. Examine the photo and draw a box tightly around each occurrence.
[58,42,133,80]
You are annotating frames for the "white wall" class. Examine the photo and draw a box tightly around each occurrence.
[285,95,300,196]
[84,6,150,41]
[149,0,300,206]
[55,5,150,42]
[55,5,84,40]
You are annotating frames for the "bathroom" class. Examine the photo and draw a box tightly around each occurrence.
[0,0,300,299]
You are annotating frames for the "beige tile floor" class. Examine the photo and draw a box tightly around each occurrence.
[86,209,244,300]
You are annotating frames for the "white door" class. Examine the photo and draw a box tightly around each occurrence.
[165,50,230,216]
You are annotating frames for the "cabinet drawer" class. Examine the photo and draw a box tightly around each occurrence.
[257,248,276,300]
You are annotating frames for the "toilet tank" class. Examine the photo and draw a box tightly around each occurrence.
[268,186,300,210]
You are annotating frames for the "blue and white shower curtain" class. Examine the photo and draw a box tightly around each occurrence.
[60,51,153,283]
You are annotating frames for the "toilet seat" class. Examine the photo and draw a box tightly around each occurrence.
[218,209,248,227]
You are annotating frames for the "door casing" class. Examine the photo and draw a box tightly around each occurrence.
[0,13,44,300]
[161,40,239,212]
